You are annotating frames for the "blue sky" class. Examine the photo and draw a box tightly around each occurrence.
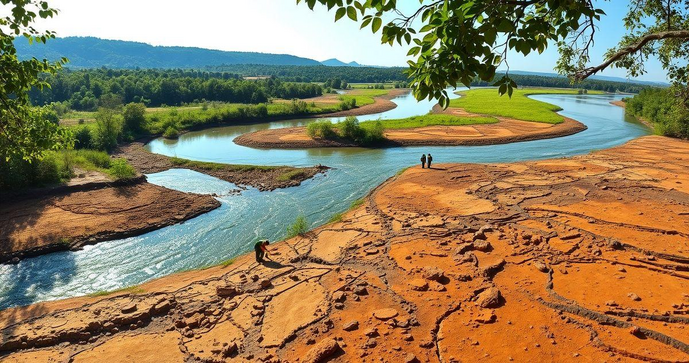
[34,0,666,82]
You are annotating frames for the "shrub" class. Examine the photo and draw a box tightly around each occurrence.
[94,108,123,151]
[73,126,93,149]
[361,120,385,145]
[286,215,308,238]
[123,102,147,134]
[77,149,112,169]
[108,158,136,179]
[306,121,337,139]
[163,126,180,139]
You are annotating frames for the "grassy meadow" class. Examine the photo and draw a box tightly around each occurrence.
[361,114,497,130]
[449,88,604,124]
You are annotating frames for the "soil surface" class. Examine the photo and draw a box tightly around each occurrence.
[234,104,586,149]
[0,181,220,264]
[314,88,410,118]
[2,135,689,362]
[114,142,328,191]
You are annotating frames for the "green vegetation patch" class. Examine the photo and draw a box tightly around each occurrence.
[88,285,145,297]
[449,88,603,124]
[277,169,307,182]
[361,114,497,129]
[169,157,280,172]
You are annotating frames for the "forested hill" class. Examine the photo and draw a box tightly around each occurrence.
[14,37,322,68]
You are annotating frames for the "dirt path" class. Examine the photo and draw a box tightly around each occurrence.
[3,135,689,362]
[113,142,327,191]
[0,181,220,263]
[234,102,586,149]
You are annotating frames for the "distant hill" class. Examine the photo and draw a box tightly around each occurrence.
[14,36,322,68]
[321,58,363,67]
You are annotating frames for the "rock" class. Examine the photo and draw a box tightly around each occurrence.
[364,338,377,348]
[334,303,345,309]
[216,284,241,298]
[473,240,492,252]
[560,232,581,240]
[605,300,618,307]
[222,342,238,357]
[121,303,137,314]
[259,279,272,289]
[475,311,497,324]
[364,248,379,255]
[628,293,641,301]
[302,338,340,363]
[343,320,359,331]
[629,326,641,336]
[403,334,414,341]
[473,231,487,241]
[430,281,446,292]
[479,224,494,233]
[422,266,445,281]
[617,266,627,273]
[476,287,502,308]
[419,340,434,348]
[332,291,346,302]
[372,308,399,320]
[153,300,171,314]
[409,279,429,291]
[405,353,420,363]
[534,261,549,273]
[364,327,379,337]
[251,274,259,282]
[353,286,368,296]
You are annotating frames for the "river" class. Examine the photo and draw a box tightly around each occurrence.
[0,89,651,309]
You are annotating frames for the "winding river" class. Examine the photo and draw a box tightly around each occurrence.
[0,89,651,309]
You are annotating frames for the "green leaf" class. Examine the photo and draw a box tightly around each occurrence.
[347,6,357,20]
[372,17,382,32]
[335,7,346,21]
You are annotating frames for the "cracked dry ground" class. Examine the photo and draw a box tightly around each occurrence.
[3,135,689,362]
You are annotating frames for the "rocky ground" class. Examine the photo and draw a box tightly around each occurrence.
[113,142,327,191]
[2,135,689,362]
[234,104,586,149]
[0,181,220,264]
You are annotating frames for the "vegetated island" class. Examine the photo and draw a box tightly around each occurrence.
[2,135,689,362]
[234,88,595,148]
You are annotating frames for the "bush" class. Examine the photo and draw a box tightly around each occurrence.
[338,116,365,141]
[286,215,308,238]
[361,120,385,145]
[306,120,337,139]
[76,149,112,169]
[123,102,147,134]
[94,108,123,151]
[108,158,136,179]
[163,126,180,139]
[73,126,94,149]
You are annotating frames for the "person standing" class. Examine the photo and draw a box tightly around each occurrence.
[427,154,433,168]
[421,154,427,168]
[254,239,271,263]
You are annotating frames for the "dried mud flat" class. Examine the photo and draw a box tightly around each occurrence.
[0,182,220,263]
[3,135,689,362]
[114,142,327,191]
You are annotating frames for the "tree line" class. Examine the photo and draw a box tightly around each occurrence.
[625,87,689,138]
[29,68,324,111]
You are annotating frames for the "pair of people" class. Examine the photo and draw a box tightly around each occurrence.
[420,153,433,169]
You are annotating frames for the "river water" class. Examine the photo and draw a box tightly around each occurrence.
[0,90,651,309]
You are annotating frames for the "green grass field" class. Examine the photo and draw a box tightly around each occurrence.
[449,88,604,124]
[361,114,498,130]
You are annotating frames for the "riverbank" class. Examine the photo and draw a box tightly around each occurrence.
[2,135,688,362]
[114,142,328,191]
[233,108,586,148]
[0,179,220,264]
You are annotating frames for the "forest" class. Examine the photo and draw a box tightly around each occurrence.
[625,87,689,138]
[29,68,324,111]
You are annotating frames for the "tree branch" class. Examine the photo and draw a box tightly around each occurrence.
[574,30,689,80]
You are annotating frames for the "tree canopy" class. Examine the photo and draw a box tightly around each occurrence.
[1,0,68,161]
[298,0,688,105]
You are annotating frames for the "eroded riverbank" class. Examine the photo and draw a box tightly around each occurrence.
[2,135,687,362]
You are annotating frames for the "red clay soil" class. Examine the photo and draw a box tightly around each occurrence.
[0,181,220,263]
[2,135,689,362]
[234,103,586,149]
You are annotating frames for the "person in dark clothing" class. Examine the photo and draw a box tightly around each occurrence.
[254,239,270,263]
[421,154,427,168]
[427,154,433,168]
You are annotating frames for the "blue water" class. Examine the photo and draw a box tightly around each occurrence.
[0,90,650,309]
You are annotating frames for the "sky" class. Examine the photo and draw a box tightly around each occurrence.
[30,0,667,82]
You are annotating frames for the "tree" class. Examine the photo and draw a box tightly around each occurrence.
[297,0,688,105]
[94,108,122,152]
[1,0,68,161]
[122,102,146,134]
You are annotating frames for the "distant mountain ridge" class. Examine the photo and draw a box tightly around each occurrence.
[14,36,323,68]
[321,58,363,67]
